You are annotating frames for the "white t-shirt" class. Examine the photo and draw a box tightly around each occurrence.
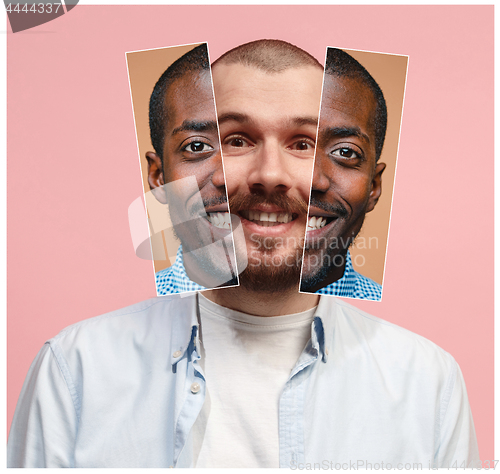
[193,293,317,468]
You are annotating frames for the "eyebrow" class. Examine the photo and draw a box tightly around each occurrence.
[170,120,218,136]
[217,112,318,128]
[321,126,371,143]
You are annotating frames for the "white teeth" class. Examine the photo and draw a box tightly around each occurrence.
[244,210,293,227]
[208,212,231,229]
[307,216,327,231]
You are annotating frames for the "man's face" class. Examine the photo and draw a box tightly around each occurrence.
[147,69,235,286]
[300,74,385,291]
[212,63,323,291]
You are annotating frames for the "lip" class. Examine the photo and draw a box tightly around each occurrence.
[204,203,229,214]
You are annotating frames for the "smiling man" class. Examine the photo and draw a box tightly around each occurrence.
[145,44,238,293]
[8,40,478,469]
[300,47,386,300]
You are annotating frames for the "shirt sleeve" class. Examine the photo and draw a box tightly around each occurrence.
[437,358,480,468]
[7,342,79,468]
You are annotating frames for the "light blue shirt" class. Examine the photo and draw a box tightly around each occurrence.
[8,294,479,468]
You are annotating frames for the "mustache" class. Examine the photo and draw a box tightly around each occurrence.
[188,194,229,216]
[308,197,349,219]
[229,192,308,215]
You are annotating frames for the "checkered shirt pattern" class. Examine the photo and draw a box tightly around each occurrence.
[315,251,382,301]
[155,246,206,295]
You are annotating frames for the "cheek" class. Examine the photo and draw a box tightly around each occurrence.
[222,156,246,194]
[180,160,217,191]
[340,177,373,210]
[293,160,315,197]
[294,162,313,201]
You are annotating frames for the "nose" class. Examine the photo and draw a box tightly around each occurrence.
[311,153,330,194]
[247,141,293,195]
[211,150,226,189]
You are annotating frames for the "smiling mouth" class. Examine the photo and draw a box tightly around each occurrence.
[239,210,297,227]
[306,215,338,231]
[206,212,232,229]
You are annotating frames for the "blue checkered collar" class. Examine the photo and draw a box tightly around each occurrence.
[169,246,207,293]
[329,250,357,293]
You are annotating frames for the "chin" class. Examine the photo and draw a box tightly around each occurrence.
[299,248,346,292]
[237,247,302,293]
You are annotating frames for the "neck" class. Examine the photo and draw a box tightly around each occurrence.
[202,283,319,317]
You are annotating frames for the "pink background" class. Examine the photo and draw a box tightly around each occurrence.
[7,6,493,458]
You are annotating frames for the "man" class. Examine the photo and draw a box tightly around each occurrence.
[8,40,478,468]
[144,43,239,294]
[300,47,387,300]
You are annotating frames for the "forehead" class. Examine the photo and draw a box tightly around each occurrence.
[212,63,323,123]
[163,70,216,131]
[320,74,377,138]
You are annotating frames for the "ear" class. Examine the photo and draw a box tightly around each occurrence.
[146,152,168,204]
[366,162,386,213]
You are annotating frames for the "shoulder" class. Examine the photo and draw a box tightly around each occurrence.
[48,294,196,356]
[331,297,456,378]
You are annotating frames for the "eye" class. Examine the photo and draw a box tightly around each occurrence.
[224,136,251,148]
[182,141,214,153]
[331,146,362,160]
[289,139,315,152]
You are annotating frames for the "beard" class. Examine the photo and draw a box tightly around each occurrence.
[229,191,308,293]
[300,200,365,292]
[168,189,236,288]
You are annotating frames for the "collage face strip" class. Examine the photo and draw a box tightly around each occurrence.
[211,46,323,294]
[127,43,407,300]
[299,47,408,302]
[126,43,241,294]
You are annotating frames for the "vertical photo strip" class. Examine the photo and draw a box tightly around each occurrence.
[300,47,408,301]
[126,43,242,295]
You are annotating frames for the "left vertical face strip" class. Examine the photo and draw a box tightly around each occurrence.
[126,43,239,294]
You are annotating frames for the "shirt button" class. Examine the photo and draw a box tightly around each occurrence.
[190,382,201,394]
[173,350,182,358]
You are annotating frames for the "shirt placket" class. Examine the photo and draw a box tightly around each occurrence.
[172,327,206,468]
[279,333,320,468]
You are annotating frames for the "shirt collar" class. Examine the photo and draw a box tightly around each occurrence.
[311,295,338,363]
[171,246,207,293]
[169,292,338,365]
[170,292,200,366]
[331,250,357,293]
